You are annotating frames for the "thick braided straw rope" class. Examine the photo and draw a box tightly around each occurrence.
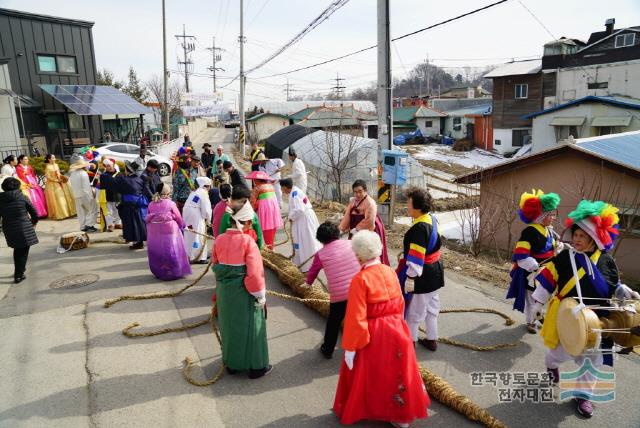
[103,259,213,308]
[182,307,226,386]
[261,249,508,428]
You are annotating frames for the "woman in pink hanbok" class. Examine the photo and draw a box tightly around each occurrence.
[145,183,192,280]
[16,155,47,218]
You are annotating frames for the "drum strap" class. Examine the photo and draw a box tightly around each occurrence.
[540,250,601,349]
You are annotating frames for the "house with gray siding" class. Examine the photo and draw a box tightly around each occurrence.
[0,8,102,156]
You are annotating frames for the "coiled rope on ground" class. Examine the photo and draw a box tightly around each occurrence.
[104,246,511,426]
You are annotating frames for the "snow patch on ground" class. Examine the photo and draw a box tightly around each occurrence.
[412,144,505,169]
[395,209,477,243]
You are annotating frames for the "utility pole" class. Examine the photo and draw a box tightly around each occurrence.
[162,0,169,138]
[377,0,393,225]
[239,0,246,157]
[175,24,196,93]
[331,73,346,100]
[284,78,294,101]
[206,36,224,94]
[426,52,431,98]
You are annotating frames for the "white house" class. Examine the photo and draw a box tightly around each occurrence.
[246,112,290,143]
[443,104,491,140]
[414,106,446,137]
[526,96,640,153]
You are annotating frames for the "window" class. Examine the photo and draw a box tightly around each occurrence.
[512,129,531,147]
[68,114,84,130]
[598,126,618,136]
[588,82,608,89]
[37,55,57,72]
[425,120,433,128]
[556,125,580,141]
[36,54,77,73]
[515,84,528,99]
[453,117,462,131]
[494,139,501,145]
[614,33,635,48]
[109,144,129,153]
[46,114,65,130]
[57,56,77,73]
[563,89,576,101]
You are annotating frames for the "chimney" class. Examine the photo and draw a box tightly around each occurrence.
[605,18,615,35]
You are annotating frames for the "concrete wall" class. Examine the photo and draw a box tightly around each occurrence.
[0,64,21,153]
[532,103,640,153]
[180,118,207,141]
[415,117,441,137]
[444,115,474,140]
[556,60,640,101]
[247,115,288,143]
[478,152,640,281]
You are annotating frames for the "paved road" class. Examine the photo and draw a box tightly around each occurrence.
[1,128,639,428]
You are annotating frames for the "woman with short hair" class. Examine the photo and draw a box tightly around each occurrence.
[339,179,389,265]
[333,230,430,427]
[0,177,39,283]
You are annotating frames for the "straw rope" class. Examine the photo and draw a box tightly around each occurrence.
[260,249,508,428]
[103,259,213,308]
[182,307,226,386]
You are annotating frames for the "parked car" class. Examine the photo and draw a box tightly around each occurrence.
[73,143,173,176]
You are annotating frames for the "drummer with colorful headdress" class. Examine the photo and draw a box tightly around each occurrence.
[531,200,639,418]
[506,189,560,333]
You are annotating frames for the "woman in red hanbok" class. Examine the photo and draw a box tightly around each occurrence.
[16,155,47,218]
[334,230,430,427]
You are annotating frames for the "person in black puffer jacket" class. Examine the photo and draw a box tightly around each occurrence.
[0,177,39,283]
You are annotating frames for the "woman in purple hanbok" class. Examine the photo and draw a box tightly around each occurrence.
[145,183,192,280]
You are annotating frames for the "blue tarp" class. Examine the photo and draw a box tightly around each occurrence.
[393,128,422,146]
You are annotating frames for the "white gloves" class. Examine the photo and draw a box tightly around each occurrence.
[405,277,415,293]
[530,301,544,320]
[255,297,266,308]
[614,284,640,301]
[344,350,356,370]
[350,228,358,236]
[517,257,540,273]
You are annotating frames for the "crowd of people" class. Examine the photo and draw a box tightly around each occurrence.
[1,140,637,425]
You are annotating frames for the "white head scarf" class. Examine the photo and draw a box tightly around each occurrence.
[196,176,212,188]
[230,200,254,230]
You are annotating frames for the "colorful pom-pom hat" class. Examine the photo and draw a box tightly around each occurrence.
[518,189,561,224]
[564,199,620,250]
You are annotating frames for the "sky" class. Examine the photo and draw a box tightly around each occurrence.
[2,0,640,108]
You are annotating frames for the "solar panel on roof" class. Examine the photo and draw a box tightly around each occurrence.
[39,84,149,116]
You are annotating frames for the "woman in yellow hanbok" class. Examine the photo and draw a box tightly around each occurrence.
[43,154,76,220]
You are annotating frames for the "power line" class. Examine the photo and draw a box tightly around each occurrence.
[254,0,511,79]
[245,0,351,74]
[175,24,196,92]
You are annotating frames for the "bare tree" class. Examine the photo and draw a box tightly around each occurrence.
[309,127,373,203]
[146,75,184,129]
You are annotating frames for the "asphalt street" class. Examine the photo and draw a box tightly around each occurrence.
[1,128,639,428]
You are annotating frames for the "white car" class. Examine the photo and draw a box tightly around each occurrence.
[77,143,173,176]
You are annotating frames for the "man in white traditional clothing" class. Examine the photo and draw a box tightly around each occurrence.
[288,148,307,194]
[259,157,286,207]
[68,155,98,233]
[280,178,321,272]
[183,176,213,264]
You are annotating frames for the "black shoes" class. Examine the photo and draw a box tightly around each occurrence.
[82,226,98,233]
[320,345,333,359]
[418,338,438,351]
[226,367,238,375]
[248,365,273,379]
[14,275,26,284]
[129,242,144,250]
